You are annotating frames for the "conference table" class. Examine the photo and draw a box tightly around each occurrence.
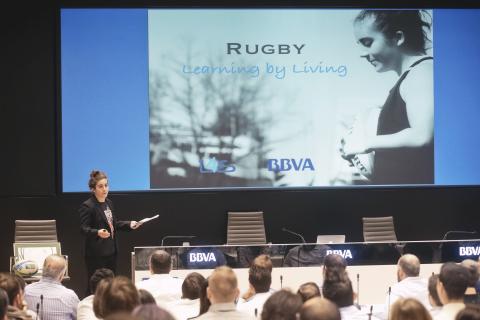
[132,239,480,305]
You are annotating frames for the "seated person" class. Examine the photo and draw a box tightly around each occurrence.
[166,272,206,320]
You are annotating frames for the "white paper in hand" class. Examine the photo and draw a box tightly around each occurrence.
[138,214,159,225]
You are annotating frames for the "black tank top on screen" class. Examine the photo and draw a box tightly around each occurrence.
[372,57,434,185]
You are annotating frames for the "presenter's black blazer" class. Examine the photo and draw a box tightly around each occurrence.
[79,196,131,257]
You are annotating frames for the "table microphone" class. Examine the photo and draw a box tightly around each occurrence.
[161,235,196,246]
[280,275,283,289]
[35,303,39,320]
[439,230,477,249]
[387,287,392,320]
[281,227,306,243]
[368,305,373,320]
[356,273,360,307]
[40,294,43,320]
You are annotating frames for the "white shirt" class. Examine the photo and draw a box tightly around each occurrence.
[434,303,465,320]
[76,295,98,320]
[165,298,200,320]
[341,305,380,320]
[237,292,273,319]
[135,274,183,304]
[196,303,255,320]
[386,277,430,310]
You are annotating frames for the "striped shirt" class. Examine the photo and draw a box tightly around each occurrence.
[25,278,79,320]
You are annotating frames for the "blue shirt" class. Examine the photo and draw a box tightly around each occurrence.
[25,278,79,320]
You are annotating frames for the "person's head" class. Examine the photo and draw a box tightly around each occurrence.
[261,289,303,320]
[461,259,479,288]
[149,250,171,275]
[132,304,175,320]
[0,288,8,320]
[323,254,347,277]
[90,268,115,295]
[89,170,109,201]
[182,272,206,300]
[252,254,273,272]
[0,273,21,308]
[322,275,354,308]
[428,274,443,307]
[397,254,421,281]
[198,276,210,316]
[353,10,431,73]
[138,289,156,305]
[438,262,470,304]
[297,282,321,302]
[249,263,272,294]
[207,266,239,304]
[390,298,432,320]
[42,254,67,282]
[455,304,480,320]
[299,297,341,320]
[95,276,140,318]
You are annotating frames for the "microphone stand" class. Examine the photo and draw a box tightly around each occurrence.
[161,235,196,247]
[282,228,306,267]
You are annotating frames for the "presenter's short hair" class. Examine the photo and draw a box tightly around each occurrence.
[150,250,171,274]
[89,170,108,190]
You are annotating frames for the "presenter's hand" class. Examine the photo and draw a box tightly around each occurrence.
[98,229,111,238]
[130,221,140,229]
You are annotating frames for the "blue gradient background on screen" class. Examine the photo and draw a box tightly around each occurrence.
[60,9,480,191]
[61,9,149,192]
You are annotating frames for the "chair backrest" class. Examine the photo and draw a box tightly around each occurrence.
[362,216,397,242]
[15,220,58,242]
[227,211,266,245]
[316,234,346,244]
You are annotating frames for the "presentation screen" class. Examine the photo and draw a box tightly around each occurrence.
[60,8,480,191]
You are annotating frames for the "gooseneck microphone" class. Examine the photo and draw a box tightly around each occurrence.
[356,273,360,307]
[40,294,44,320]
[161,235,196,247]
[387,287,392,320]
[280,275,283,289]
[35,303,39,320]
[281,227,306,243]
[368,305,373,320]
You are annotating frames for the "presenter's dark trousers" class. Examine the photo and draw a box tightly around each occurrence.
[85,254,117,295]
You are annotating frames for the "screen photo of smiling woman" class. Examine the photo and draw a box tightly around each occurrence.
[341,10,434,185]
[79,170,141,294]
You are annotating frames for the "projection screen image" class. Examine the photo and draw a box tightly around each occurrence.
[147,9,434,188]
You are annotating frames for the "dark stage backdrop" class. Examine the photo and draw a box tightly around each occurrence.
[1,1,480,298]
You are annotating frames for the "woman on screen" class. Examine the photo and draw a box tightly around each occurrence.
[79,170,140,294]
[341,10,434,185]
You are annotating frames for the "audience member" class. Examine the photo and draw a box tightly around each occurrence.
[238,255,274,318]
[436,262,469,320]
[78,268,114,320]
[1,289,9,320]
[323,254,347,276]
[24,255,79,320]
[428,274,443,317]
[95,276,140,319]
[196,266,253,319]
[386,254,429,311]
[299,297,341,320]
[461,260,480,305]
[167,272,206,320]
[196,276,210,318]
[136,250,183,304]
[138,290,156,305]
[455,304,480,320]
[241,255,273,301]
[0,273,32,320]
[390,298,432,320]
[322,270,372,320]
[261,289,303,320]
[297,282,321,302]
[132,304,175,320]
